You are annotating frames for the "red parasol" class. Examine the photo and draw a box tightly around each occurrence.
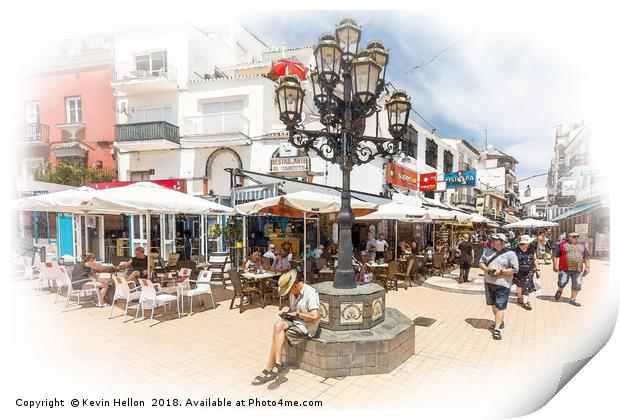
[267,59,309,81]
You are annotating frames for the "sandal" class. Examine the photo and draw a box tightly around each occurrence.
[517,298,524,306]
[523,302,532,311]
[490,321,505,330]
[251,369,277,385]
[491,328,502,340]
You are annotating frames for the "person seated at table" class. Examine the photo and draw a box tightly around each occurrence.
[313,244,324,259]
[118,247,150,282]
[263,243,276,264]
[252,267,320,385]
[271,250,291,274]
[72,253,112,307]
[244,251,262,272]
[410,239,419,254]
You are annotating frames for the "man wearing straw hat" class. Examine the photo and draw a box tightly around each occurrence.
[252,267,320,385]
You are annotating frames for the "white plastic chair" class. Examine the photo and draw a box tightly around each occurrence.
[39,261,61,294]
[109,276,141,321]
[178,269,215,315]
[57,266,100,311]
[135,278,180,326]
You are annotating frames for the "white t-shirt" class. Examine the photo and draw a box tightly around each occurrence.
[314,248,323,259]
[375,239,389,252]
[289,284,320,337]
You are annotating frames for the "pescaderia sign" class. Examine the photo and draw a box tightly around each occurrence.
[444,170,477,188]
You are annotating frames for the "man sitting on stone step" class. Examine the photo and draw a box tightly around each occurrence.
[252,267,320,385]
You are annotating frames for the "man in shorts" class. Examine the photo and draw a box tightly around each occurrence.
[479,233,519,340]
[553,232,590,307]
[252,267,320,385]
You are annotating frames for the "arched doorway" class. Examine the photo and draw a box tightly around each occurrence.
[205,148,243,198]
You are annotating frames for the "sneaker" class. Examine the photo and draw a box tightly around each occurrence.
[554,290,562,301]
[569,299,582,307]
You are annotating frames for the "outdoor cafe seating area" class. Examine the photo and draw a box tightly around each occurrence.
[15,183,511,326]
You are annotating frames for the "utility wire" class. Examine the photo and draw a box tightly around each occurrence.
[406,30,479,74]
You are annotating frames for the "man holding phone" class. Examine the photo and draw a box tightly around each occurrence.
[479,233,519,340]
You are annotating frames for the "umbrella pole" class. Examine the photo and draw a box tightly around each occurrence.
[146,211,152,274]
[395,220,398,258]
[303,212,307,278]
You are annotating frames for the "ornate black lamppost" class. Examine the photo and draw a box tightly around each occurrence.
[276,18,412,289]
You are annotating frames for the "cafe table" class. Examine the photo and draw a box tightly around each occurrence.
[241,271,278,308]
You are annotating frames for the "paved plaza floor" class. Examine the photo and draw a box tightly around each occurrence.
[8,259,612,415]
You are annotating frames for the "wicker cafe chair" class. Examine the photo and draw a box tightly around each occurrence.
[393,257,415,290]
[431,253,445,277]
[209,255,230,288]
[166,253,180,270]
[377,261,399,292]
[227,270,261,314]
[411,256,426,284]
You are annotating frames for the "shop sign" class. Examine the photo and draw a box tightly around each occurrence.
[89,179,187,192]
[475,196,485,214]
[444,170,477,188]
[561,178,577,196]
[419,172,437,191]
[387,162,418,190]
[270,157,310,173]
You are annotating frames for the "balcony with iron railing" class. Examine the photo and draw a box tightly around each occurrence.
[111,62,178,94]
[115,121,180,151]
[450,194,477,208]
[183,113,251,140]
[568,153,588,169]
[22,123,49,144]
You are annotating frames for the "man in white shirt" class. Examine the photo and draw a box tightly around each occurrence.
[374,233,389,261]
[252,268,320,385]
[263,244,276,264]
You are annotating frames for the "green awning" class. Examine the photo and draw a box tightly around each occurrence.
[551,202,598,222]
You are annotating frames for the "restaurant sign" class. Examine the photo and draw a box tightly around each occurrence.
[419,172,437,191]
[89,179,187,192]
[444,170,477,188]
[270,157,310,173]
[386,162,418,191]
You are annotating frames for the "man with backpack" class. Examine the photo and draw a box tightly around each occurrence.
[479,233,519,340]
[553,232,590,307]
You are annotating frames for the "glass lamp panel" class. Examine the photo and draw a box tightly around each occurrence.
[368,64,380,97]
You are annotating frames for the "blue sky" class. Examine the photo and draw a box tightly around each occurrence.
[239,10,591,189]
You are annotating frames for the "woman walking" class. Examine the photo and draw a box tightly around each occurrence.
[512,235,539,310]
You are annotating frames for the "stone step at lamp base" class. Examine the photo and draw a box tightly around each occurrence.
[283,282,416,378]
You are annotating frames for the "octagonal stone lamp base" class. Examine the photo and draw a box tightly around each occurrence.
[283,282,416,378]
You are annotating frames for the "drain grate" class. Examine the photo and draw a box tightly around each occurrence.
[413,316,436,327]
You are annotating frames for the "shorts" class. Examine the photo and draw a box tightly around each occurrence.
[484,282,510,310]
[558,270,583,291]
[283,320,310,346]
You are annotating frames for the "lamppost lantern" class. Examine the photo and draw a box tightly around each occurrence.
[314,33,343,87]
[366,40,389,82]
[386,90,412,138]
[335,17,362,63]
[310,71,328,107]
[279,18,413,290]
[351,54,383,105]
[276,76,304,127]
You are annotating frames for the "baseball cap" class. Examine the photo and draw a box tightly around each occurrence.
[491,233,507,242]
[568,232,579,237]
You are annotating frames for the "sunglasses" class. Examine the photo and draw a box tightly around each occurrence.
[569,235,580,238]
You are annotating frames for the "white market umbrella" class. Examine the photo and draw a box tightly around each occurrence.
[235,190,378,275]
[234,190,377,217]
[504,218,559,229]
[16,186,97,213]
[84,182,233,215]
[357,201,429,254]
